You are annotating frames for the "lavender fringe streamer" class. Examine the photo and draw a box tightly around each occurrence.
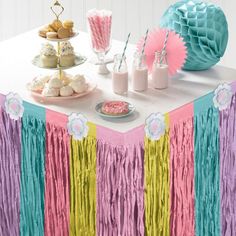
[220,94,236,236]
[170,118,195,236]
[0,109,21,236]
[44,123,70,236]
[96,141,144,236]
[20,115,46,236]
[194,106,220,236]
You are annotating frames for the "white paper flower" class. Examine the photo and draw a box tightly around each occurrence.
[213,83,233,111]
[4,92,24,120]
[145,113,166,141]
[67,113,89,140]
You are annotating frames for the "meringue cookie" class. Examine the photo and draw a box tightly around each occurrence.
[62,76,72,86]
[60,86,74,97]
[73,74,86,83]
[48,77,63,89]
[42,84,59,97]
[29,75,50,91]
[69,76,87,93]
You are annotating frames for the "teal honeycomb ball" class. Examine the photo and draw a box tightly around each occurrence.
[160,0,228,70]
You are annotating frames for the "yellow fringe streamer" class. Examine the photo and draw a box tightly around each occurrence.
[144,115,170,236]
[70,122,96,236]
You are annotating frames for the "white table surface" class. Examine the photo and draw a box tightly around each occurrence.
[0,29,236,132]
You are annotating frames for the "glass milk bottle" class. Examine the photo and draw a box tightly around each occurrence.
[152,51,168,89]
[112,54,128,94]
[132,52,148,91]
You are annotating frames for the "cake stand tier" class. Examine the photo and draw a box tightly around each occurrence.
[32,54,87,70]
[39,30,79,42]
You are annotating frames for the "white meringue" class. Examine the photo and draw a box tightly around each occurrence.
[42,84,59,97]
[60,86,74,97]
[48,77,63,89]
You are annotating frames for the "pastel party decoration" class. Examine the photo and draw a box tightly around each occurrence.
[5,92,24,120]
[67,113,89,140]
[213,83,233,111]
[87,9,112,52]
[137,28,187,76]
[160,0,228,70]
[1,81,236,236]
[145,112,166,141]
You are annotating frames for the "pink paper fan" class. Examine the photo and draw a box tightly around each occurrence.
[137,28,187,77]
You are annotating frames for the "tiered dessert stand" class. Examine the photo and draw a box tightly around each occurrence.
[30,0,96,102]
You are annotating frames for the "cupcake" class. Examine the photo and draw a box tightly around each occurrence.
[59,41,75,67]
[40,43,58,68]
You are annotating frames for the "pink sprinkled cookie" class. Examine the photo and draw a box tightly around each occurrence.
[101,101,129,115]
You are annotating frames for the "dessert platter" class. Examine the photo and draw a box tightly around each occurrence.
[95,101,135,118]
[28,0,95,102]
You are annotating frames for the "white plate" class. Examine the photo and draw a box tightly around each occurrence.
[29,82,97,103]
[95,102,135,118]
[39,31,79,42]
[32,54,87,70]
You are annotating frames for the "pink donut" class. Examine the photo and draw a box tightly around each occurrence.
[102,101,129,115]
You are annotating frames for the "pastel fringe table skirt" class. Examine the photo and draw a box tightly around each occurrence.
[0,82,236,236]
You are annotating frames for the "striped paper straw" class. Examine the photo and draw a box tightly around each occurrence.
[139,29,149,67]
[160,30,169,65]
[141,29,149,57]
[119,33,131,71]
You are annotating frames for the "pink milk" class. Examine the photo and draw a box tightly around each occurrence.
[112,71,128,94]
[152,64,168,89]
[132,68,148,91]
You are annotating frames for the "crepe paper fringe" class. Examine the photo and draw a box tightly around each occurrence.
[0,108,21,236]
[194,105,220,236]
[144,115,170,236]
[20,114,46,236]
[170,117,195,236]
[70,136,96,236]
[220,93,236,236]
[96,141,145,236]
[44,122,70,236]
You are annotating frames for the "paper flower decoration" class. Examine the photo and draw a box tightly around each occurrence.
[67,113,89,140]
[145,113,166,141]
[4,92,24,120]
[137,28,187,76]
[213,83,233,111]
[160,0,228,70]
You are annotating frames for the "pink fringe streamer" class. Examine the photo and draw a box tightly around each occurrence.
[169,104,195,236]
[44,111,70,236]
[96,126,145,236]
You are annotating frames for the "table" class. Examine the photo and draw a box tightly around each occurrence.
[0,29,235,236]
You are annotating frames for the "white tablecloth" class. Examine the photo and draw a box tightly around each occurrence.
[0,28,236,132]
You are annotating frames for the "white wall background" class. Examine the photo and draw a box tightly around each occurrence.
[0,0,235,68]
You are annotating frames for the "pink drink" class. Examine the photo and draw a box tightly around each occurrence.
[112,71,128,94]
[132,68,148,91]
[152,64,168,89]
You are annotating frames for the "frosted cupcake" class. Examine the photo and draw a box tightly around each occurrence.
[40,43,58,68]
[59,41,75,67]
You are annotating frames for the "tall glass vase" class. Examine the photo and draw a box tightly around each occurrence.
[87,9,112,74]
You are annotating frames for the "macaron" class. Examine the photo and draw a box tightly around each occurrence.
[63,20,74,29]
[50,19,62,31]
[46,32,58,39]
[57,27,70,39]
